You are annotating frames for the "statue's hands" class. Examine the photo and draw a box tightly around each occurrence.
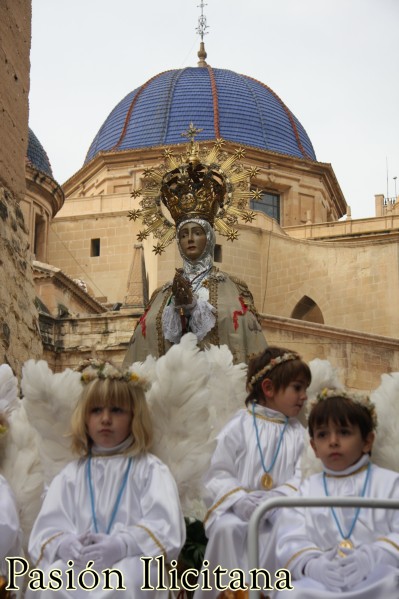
[172,269,193,307]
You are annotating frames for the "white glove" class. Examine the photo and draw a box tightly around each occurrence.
[80,533,127,570]
[253,489,283,522]
[250,490,269,503]
[340,544,398,589]
[57,532,89,564]
[304,551,343,591]
[232,491,267,521]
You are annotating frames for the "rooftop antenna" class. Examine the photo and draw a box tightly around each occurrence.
[386,156,389,200]
[196,1,209,67]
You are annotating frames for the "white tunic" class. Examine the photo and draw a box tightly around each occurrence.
[27,452,185,598]
[194,404,306,599]
[275,457,399,598]
[0,474,21,576]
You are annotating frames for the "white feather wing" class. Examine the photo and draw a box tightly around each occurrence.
[145,334,213,519]
[203,342,247,434]
[21,359,83,485]
[143,334,246,520]
[1,406,43,552]
[306,358,344,402]
[371,372,399,472]
[0,363,19,415]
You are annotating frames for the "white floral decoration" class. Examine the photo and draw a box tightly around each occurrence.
[312,387,378,429]
[76,359,150,391]
[248,352,300,391]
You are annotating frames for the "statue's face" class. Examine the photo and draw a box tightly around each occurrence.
[178,221,207,261]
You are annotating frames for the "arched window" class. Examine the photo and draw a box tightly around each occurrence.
[291,296,324,324]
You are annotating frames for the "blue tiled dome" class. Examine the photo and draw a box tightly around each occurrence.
[85,67,316,164]
[27,128,53,177]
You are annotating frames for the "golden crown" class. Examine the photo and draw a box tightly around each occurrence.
[160,160,226,227]
[128,124,260,254]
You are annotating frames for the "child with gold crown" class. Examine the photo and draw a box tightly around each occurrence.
[275,388,399,598]
[194,347,311,598]
[26,359,185,598]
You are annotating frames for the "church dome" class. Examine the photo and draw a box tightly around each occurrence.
[85,66,316,165]
[26,128,53,177]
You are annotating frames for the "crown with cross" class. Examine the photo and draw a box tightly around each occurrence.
[128,124,261,254]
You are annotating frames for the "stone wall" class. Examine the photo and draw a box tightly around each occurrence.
[47,203,138,305]
[48,192,399,341]
[286,212,399,241]
[262,232,399,338]
[51,141,345,306]
[40,309,399,393]
[40,310,139,371]
[0,1,42,375]
[0,191,42,374]
[263,314,399,392]
[0,0,31,201]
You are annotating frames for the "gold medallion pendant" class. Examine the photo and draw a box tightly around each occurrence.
[337,538,354,557]
[261,473,274,490]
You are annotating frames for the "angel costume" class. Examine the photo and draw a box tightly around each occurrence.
[27,450,185,598]
[194,403,306,598]
[0,474,21,576]
[123,219,267,367]
[275,455,399,598]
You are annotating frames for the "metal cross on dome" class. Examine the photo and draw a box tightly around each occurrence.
[196,1,209,41]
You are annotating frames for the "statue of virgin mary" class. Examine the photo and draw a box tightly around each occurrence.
[123,127,267,367]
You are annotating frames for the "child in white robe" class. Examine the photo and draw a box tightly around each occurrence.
[27,359,185,598]
[275,389,399,598]
[0,408,22,593]
[194,347,311,598]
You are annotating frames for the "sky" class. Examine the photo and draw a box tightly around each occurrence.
[29,0,399,219]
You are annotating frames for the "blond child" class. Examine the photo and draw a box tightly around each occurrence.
[27,360,185,598]
[276,389,399,598]
[194,347,311,598]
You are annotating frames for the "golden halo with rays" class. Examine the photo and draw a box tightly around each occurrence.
[128,124,259,254]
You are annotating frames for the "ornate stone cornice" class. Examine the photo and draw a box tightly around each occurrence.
[33,260,105,314]
[25,162,65,217]
[62,141,347,220]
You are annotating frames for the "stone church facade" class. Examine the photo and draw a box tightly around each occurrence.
[46,141,399,390]
[2,2,399,391]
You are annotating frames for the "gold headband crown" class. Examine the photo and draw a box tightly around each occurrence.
[75,359,150,391]
[313,387,378,429]
[248,352,301,392]
[128,123,260,254]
